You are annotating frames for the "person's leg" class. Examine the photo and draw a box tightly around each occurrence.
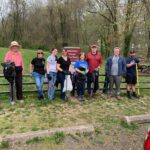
[48,72,56,100]
[15,71,23,100]
[87,73,92,95]
[131,76,138,98]
[81,79,85,100]
[40,74,45,98]
[58,73,66,100]
[115,76,121,97]
[33,72,42,98]
[127,84,132,99]
[93,74,99,94]
[109,76,114,96]
[9,81,15,102]
[76,76,82,98]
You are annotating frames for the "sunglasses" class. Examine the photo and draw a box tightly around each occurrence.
[37,52,43,54]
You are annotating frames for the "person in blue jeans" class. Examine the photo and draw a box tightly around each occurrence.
[46,48,58,100]
[30,49,46,100]
[74,52,89,101]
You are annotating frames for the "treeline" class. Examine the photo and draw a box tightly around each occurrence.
[0,0,149,58]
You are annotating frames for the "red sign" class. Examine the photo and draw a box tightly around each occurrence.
[64,47,81,62]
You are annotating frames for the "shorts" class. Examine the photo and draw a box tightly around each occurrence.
[126,75,137,84]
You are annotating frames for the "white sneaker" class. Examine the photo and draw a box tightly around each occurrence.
[10,101,15,105]
[20,100,24,103]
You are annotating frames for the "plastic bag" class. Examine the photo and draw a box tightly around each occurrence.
[63,75,73,92]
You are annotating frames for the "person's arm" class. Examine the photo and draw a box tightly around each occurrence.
[99,53,103,67]
[122,58,126,75]
[126,59,135,68]
[105,58,109,76]
[57,63,63,72]
[20,52,25,75]
[46,61,50,74]
[4,52,9,63]
[30,59,34,76]
[30,64,33,74]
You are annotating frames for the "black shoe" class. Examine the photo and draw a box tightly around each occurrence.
[127,91,132,99]
[127,94,132,99]
[132,93,139,99]
[41,95,44,99]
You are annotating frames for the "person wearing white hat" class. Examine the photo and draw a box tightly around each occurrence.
[4,41,24,105]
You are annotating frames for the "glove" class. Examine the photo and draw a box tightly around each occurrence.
[47,74,52,80]
[81,71,86,75]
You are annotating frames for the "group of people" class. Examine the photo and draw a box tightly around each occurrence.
[3,41,140,105]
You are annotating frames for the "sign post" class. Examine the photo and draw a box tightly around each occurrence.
[64,47,81,63]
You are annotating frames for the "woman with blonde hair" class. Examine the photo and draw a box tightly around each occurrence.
[30,48,46,100]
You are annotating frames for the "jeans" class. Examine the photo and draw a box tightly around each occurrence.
[87,72,99,94]
[109,75,121,96]
[33,72,45,97]
[76,75,85,97]
[57,72,66,100]
[48,72,57,100]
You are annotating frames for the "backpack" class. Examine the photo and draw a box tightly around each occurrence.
[144,129,150,150]
[1,62,16,83]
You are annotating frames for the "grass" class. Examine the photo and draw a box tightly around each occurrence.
[0,47,150,149]
[26,132,65,145]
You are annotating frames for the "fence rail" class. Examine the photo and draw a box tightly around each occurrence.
[0,73,150,95]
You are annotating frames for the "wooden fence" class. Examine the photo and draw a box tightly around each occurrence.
[0,73,150,95]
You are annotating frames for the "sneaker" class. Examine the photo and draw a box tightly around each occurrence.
[80,96,85,101]
[20,100,24,103]
[132,93,139,99]
[10,101,15,105]
[116,96,122,100]
[127,94,132,99]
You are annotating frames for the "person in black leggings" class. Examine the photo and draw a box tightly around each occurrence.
[57,49,71,101]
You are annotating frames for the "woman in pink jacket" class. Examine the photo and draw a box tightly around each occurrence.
[4,41,24,105]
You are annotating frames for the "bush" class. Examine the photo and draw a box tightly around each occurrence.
[0,140,9,148]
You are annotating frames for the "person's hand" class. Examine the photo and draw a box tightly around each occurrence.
[30,72,33,78]
[62,70,69,75]
[81,71,86,75]
[95,67,100,71]
[130,60,135,66]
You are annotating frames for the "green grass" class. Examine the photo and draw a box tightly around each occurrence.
[0,47,150,149]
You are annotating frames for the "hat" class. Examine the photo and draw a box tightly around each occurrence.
[129,50,136,54]
[9,41,20,48]
[90,44,97,48]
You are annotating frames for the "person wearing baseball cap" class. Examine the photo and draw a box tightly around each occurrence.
[86,44,103,97]
[126,50,140,99]
[4,41,24,105]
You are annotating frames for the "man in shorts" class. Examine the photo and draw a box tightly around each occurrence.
[126,50,140,99]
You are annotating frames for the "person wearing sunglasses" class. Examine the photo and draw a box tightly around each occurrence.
[30,49,46,100]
